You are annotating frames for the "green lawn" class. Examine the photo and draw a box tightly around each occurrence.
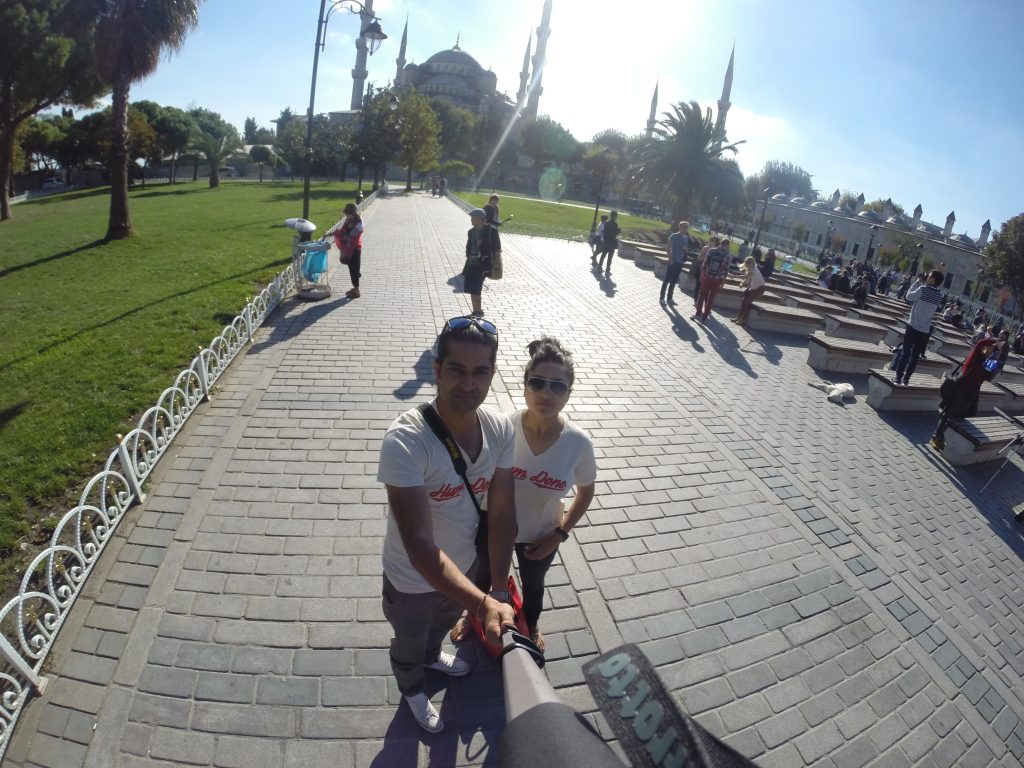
[459,192,670,241]
[0,180,357,567]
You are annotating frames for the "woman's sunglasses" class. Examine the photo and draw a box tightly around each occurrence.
[526,376,570,395]
[445,316,498,335]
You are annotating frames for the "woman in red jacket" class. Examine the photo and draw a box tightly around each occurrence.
[334,202,364,299]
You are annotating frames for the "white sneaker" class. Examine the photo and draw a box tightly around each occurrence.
[405,692,444,733]
[423,651,470,677]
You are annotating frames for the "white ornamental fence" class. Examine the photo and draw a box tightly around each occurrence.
[0,249,305,758]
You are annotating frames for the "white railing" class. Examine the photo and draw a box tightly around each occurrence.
[0,257,301,758]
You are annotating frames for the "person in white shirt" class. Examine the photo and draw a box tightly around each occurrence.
[731,256,767,326]
[377,316,516,733]
[511,337,596,652]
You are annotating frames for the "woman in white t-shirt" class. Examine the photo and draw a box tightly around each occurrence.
[732,255,767,326]
[511,337,596,652]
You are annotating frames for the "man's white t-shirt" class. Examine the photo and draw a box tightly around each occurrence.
[377,400,515,593]
[511,410,597,544]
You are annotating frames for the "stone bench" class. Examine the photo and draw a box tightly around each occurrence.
[848,307,908,327]
[807,334,956,377]
[823,314,889,344]
[634,245,665,270]
[943,414,1024,465]
[747,304,825,336]
[994,377,1024,414]
[784,296,838,317]
[882,324,944,354]
[866,369,1009,412]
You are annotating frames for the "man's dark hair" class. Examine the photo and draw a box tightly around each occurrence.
[523,336,576,388]
[928,269,943,284]
[435,323,498,366]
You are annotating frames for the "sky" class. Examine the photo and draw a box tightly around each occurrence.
[114,0,1024,235]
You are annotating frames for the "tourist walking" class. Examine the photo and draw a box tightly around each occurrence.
[732,255,766,326]
[333,203,364,299]
[892,269,944,386]
[693,236,730,322]
[376,316,516,733]
[464,208,501,318]
[484,194,503,228]
[511,337,596,653]
[596,210,621,275]
[590,214,607,259]
[660,220,690,305]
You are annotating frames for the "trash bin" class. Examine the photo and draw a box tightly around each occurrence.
[285,217,332,301]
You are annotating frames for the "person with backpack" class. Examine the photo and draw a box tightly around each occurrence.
[333,202,364,299]
[693,236,729,322]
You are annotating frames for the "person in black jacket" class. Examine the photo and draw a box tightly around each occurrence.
[596,210,621,275]
[464,208,501,317]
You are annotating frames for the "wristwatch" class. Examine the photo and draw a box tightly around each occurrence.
[555,526,570,542]
[489,589,510,603]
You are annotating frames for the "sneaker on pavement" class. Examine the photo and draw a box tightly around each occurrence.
[405,692,444,733]
[424,651,470,677]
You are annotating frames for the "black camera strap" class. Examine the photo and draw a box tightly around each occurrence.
[418,402,485,520]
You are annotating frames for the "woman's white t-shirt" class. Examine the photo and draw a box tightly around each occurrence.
[511,410,597,544]
[377,401,514,593]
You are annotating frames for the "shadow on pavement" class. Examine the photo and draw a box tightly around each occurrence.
[447,274,464,293]
[394,349,435,400]
[590,262,615,297]
[699,317,758,379]
[247,294,353,354]
[662,305,705,354]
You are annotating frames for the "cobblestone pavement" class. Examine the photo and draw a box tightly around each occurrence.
[7,193,1024,768]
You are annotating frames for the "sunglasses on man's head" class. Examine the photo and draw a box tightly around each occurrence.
[526,376,570,395]
[444,316,498,336]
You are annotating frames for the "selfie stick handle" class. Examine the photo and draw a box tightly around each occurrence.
[978,428,1024,493]
[499,631,623,768]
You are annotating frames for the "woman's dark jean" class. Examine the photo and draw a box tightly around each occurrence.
[514,543,558,630]
[347,248,361,288]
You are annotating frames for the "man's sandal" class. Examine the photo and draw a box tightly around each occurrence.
[449,616,472,643]
[529,627,545,653]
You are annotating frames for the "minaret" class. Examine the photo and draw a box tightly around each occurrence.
[912,204,922,227]
[516,34,532,109]
[943,211,955,238]
[394,16,407,87]
[714,43,734,143]
[978,219,991,247]
[525,0,552,121]
[645,80,659,138]
[350,0,375,110]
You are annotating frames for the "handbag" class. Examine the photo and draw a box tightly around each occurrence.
[489,250,503,280]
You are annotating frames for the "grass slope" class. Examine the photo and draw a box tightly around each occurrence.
[0,181,356,565]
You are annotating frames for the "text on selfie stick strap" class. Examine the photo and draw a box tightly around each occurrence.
[418,403,484,520]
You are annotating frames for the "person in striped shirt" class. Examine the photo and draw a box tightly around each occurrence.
[893,269,945,385]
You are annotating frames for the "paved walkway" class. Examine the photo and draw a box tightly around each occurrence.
[6,193,1024,768]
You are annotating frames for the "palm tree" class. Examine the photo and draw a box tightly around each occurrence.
[630,100,743,222]
[93,0,200,240]
[191,128,240,188]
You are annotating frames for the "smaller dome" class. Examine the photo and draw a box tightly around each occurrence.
[810,201,830,209]
[771,193,789,202]
[789,197,808,205]
[857,210,882,221]
[833,206,852,213]
[950,233,976,246]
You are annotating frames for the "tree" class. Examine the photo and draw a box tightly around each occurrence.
[249,144,274,182]
[274,120,305,180]
[20,115,66,172]
[243,116,257,144]
[188,108,239,188]
[981,214,1024,319]
[744,160,815,207]
[630,101,744,222]
[791,221,808,244]
[394,90,441,191]
[153,105,194,182]
[0,0,104,219]
[350,87,402,187]
[429,97,476,161]
[92,0,200,239]
[867,197,905,216]
[520,116,580,167]
[440,160,474,191]
[838,189,861,211]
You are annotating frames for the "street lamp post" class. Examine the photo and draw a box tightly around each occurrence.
[865,224,879,261]
[909,242,923,276]
[589,149,612,233]
[818,219,836,266]
[752,188,771,250]
[303,0,387,220]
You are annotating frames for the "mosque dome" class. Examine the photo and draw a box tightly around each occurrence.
[949,233,976,246]
[789,197,808,205]
[422,47,485,74]
[810,201,831,209]
[857,210,882,221]
[771,193,789,202]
